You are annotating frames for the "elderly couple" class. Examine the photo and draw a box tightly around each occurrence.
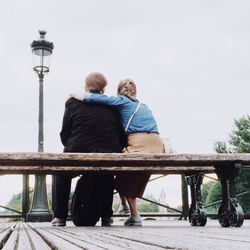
[51,72,165,227]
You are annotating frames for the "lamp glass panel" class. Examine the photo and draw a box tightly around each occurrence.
[32,50,52,71]
[33,48,52,56]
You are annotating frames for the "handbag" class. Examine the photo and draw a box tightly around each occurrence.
[71,175,101,226]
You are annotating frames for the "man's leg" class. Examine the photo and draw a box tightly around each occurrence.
[53,174,74,221]
[100,174,114,217]
[99,174,114,225]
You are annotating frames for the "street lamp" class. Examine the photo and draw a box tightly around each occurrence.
[27,30,54,222]
[31,30,54,152]
[31,30,54,77]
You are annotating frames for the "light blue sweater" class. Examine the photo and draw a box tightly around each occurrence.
[84,93,159,134]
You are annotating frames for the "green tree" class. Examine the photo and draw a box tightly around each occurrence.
[213,141,229,153]
[138,203,159,213]
[202,182,220,204]
[201,181,221,214]
[211,114,250,212]
[4,189,55,219]
[6,193,23,213]
[229,115,250,153]
[205,182,221,205]
[214,115,250,153]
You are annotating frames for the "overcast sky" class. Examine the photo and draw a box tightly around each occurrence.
[0,0,250,206]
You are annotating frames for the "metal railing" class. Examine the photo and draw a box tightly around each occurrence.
[0,173,250,221]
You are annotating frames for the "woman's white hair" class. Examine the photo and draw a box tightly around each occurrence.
[117,79,137,100]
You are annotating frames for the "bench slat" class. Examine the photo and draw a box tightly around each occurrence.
[0,152,250,165]
[0,165,214,174]
[0,152,248,174]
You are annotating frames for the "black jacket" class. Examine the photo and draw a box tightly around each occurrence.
[60,97,124,153]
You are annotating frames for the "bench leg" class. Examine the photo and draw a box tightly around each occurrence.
[185,174,207,226]
[215,165,244,227]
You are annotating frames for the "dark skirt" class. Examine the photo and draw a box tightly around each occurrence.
[114,133,165,197]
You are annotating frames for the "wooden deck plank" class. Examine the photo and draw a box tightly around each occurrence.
[79,219,250,250]
[102,219,250,250]
[2,223,51,250]
[13,223,33,250]
[29,223,102,250]
[30,223,173,250]
[21,223,51,250]
[116,226,246,250]
[26,220,250,250]
[0,220,249,250]
[2,224,19,250]
[0,223,15,248]
[58,227,172,250]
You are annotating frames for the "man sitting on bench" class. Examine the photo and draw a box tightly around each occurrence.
[51,72,124,226]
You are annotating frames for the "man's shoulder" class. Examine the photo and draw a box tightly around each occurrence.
[90,103,119,116]
[65,98,118,114]
[65,97,82,108]
[85,102,120,118]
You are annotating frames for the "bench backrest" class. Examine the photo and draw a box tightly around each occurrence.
[0,153,249,174]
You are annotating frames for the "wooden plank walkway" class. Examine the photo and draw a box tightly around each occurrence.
[0,219,249,250]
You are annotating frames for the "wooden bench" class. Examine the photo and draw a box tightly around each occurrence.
[0,152,249,227]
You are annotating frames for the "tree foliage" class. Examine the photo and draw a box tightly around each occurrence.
[138,203,159,213]
[5,192,23,213]
[205,114,250,213]
[201,181,221,213]
[213,141,229,153]
[3,189,53,218]
[214,115,250,153]
[202,182,221,205]
[229,115,250,153]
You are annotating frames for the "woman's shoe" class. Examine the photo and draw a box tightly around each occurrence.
[124,215,142,226]
[117,204,130,214]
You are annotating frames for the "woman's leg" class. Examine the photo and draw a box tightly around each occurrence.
[119,193,127,205]
[126,196,138,216]
[124,196,142,226]
[117,193,130,214]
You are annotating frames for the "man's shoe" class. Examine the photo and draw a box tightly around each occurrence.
[51,217,66,227]
[124,215,142,226]
[117,203,130,214]
[101,217,113,226]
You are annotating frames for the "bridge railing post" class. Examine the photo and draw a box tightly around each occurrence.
[22,175,29,222]
[181,174,189,219]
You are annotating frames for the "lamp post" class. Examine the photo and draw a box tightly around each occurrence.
[27,30,54,222]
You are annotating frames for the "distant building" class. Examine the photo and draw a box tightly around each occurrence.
[158,189,167,213]
[161,137,175,154]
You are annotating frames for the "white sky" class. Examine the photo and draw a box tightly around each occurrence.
[0,0,249,207]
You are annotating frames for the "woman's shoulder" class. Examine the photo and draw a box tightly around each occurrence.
[118,95,138,103]
[111,95,133,106]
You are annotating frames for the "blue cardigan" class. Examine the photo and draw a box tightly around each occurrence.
[84,93,159,134]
